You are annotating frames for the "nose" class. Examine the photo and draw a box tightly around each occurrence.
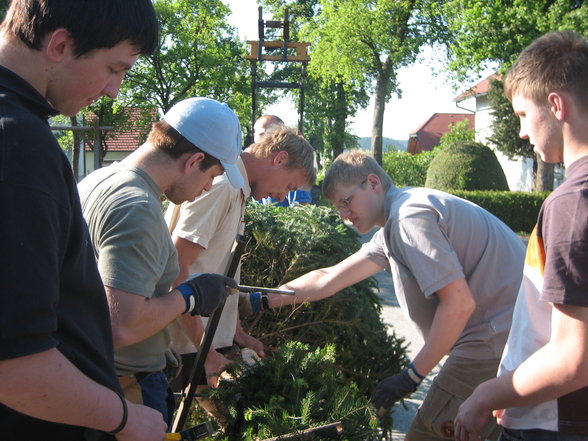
[518,122,528,140]
[203,178,214,192]
[103,74,124,99]
[338,206,351,219]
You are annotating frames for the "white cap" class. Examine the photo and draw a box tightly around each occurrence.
[163,97,243,188]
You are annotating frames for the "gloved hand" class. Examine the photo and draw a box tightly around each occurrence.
[175,273,237,316]
[238,291,269,316]
[371,363,424,415]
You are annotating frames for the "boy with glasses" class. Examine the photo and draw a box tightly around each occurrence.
[244,149,526,441]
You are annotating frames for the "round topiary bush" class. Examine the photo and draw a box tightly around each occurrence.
[425,141,510,191]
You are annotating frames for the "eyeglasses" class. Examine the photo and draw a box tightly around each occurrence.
[335,179,367,211]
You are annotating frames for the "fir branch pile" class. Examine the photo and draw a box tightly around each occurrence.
[240,203,407,394]
[192,203,408,440]
[206,342,379,441]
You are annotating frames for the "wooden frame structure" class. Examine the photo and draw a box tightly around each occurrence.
[246,7,310,133]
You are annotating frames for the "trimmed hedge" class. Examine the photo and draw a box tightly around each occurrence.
[425,142,510,191]
[450,190,550,234]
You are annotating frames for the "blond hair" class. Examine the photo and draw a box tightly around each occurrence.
[249,128,316,186]
[504,31,588,110]
[323,150,392,202]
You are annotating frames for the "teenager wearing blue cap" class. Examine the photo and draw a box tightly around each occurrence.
[78,97,243,428]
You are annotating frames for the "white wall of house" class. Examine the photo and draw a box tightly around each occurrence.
[467,95,534,192]
[78,150,130,178]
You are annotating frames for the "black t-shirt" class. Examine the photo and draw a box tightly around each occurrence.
[0,66,119,439]
[539,155,588,434]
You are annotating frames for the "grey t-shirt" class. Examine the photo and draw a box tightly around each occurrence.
[359,186,525,359]
[79,162,178,375]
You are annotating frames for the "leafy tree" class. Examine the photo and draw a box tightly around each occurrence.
[440,0,588,82]
[382,149,437,187]
[438,1,587,189]
[298,0,441,165]
[438,118,475,149]
[259,1,369,166]
[487,78,532,160]
[118,0,251,125]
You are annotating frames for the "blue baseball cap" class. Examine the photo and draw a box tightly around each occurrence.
[163,97,244,188]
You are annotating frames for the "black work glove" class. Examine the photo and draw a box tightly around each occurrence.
[371,363,424,415]
[175,273,237,316]
[238,291,269,316]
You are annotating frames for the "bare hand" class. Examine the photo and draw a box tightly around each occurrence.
[204,349,231,388]
[453,396,492,441]
[116,401,167,441]
[234,329,265,359]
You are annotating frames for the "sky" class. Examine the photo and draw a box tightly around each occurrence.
[224,0,492,141]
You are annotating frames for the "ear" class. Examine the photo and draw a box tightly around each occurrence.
[366,173,381,191]
[183,152,205,173]
[548,92,566,121]
[272,150,289,166]
[45,29,74,62]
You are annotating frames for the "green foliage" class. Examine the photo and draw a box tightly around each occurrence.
[205,342,380,441]
[295,0,442,163]
[240,202,408,395]
[487,78,533,160]
[382,149,438,188]
[118,0,251,124]
[425,141,509,191]
[190,203,407,440]
[0,0,8,17]
[440,0,588,82]
[438,119,475,149]
[449,190,549,234]
[49,115,75,152]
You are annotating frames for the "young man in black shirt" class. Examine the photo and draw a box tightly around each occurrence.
[0,1,169,440]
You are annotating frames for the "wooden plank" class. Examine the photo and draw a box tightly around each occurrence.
[246,40,310,62]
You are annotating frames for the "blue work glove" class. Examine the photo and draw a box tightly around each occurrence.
[371,363,424,415]
[175,273,237,316]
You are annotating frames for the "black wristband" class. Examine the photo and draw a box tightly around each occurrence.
[107,391,128,435]
[261,293,270,310]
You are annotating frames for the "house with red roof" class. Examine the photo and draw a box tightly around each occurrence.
[81,107,157,176]
[407,113,475,154]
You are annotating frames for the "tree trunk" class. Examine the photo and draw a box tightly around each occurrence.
[534,154,554,191]
[371,60,392,165]
[70,116,82,181]
[331,82,347,159]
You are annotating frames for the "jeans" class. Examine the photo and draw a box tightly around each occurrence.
[137,371,175,430]
[500,427,588,441]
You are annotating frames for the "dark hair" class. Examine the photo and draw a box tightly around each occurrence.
[148,120,221,171]
[1,0,159,57]
[505,31,588,109]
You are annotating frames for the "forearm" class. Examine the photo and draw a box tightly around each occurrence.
[180,314,206,349]
[271,268,338,308]
[0,348,125,432]
[109,287,185,348]
[412,279,475,375]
